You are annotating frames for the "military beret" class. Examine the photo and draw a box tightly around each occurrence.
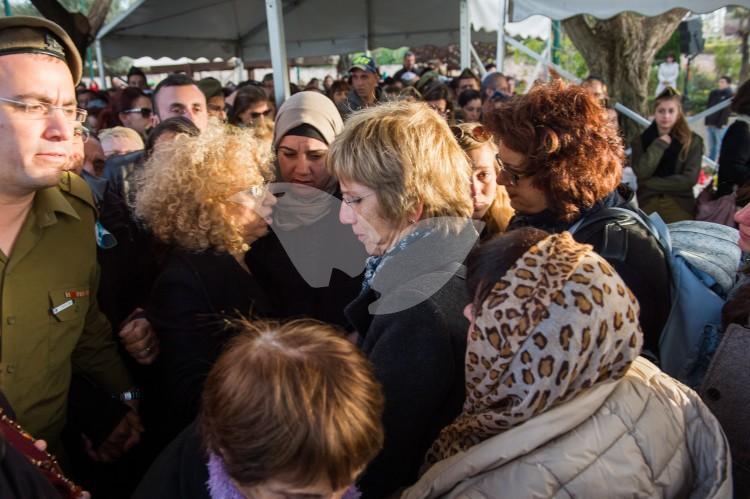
[0,16,82,84]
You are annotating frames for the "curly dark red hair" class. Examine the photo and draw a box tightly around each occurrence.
[485,79,624,222]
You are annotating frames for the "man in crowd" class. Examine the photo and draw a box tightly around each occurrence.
[455,68,481,96]
[338,55,384,119]
[393,50,417,82]
[481,72,510,102]
[152,73,208,132]
[705,75,734,162]
[127,66,148,90]
[198,76,227,122]
[262,72,274,100]
[0,16,140,459]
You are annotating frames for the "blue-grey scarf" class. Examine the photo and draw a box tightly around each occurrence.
[361,227,434,293]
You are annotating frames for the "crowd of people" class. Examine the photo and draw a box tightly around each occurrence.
[1,14,749,499]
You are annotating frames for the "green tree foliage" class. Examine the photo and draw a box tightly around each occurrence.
[510,34,588,80]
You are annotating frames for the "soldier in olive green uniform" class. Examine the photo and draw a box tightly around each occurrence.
[0,16,136,457]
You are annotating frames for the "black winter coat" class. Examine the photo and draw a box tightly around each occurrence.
[132,422,209,499]
[245,203,366,328]
[717,119,750,197]
[347,229,472,499]
[147,249,274,445]
[508,186,671,357]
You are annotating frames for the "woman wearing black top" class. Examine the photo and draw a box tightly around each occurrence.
[246,91,367,327]
[486,80,670,360]
[134,124,276,444]
[717,79,750,197]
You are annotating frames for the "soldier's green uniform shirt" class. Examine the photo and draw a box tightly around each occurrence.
[0,172,132,451]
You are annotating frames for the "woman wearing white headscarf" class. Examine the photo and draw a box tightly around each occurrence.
[404,228,732,499]
[245,91,367,327]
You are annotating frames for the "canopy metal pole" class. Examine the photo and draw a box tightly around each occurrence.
[95,39,106,89]
[265,0,290,108]
[496,0,506,72]
[470,45,487,77]
[687,98,732,124]
[459,0,470,70]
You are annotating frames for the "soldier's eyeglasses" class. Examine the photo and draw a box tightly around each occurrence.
[0,97,87,123]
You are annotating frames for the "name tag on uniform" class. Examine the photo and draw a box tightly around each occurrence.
[51,299,74,316]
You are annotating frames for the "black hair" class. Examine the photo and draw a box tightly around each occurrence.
[458,89,482,107]
[466,228,549,309]
[146,116,200,152]
[154,73,198,101]
[720,75,732,84]
[584,75,605,85]
[128,66,147,79]
[227,85,269,126]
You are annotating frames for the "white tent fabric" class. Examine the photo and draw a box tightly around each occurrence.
[99,0,500,61]
[508,0,750,22]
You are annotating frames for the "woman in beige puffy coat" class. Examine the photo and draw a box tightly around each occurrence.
[404,228,732,499]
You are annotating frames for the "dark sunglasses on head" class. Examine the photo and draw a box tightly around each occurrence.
[122,107,153,118]
[250,109,273,119]
[450,124,491,143]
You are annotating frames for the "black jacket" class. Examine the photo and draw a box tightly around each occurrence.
[245,203,366,328]
[346,229,472,498]
[147,249,274,445]
[132,422,209,499]
[717,120,750,197]
[508,186,671,357]
[705,88,733,127]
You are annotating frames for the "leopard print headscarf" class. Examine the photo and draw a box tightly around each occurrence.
[425,232,643,465]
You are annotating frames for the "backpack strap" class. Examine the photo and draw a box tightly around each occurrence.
[570,206,669,261]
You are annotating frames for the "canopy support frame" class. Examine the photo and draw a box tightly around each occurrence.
[265,0,291,107]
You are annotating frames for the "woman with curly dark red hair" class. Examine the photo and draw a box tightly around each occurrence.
[485,79,670,359]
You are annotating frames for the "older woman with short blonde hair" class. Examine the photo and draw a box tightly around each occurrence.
[327,101,476,498]
[135,124,278,446]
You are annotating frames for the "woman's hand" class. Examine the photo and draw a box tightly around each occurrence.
[119,309,160,365]
[243,190,278,244]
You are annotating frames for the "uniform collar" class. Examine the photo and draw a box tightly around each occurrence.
[33,185,80,227]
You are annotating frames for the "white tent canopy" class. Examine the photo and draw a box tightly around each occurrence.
[98,0,500,61]
[507,0,750,22]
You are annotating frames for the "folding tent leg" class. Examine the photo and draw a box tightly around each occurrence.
[265,0,290,108]
[95,39,106,89]
[459,0,471,70]
[496,0,506,72]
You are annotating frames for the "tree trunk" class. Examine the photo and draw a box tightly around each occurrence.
[29,0,113,59]
[741,31,750,84]
[563,10,687,143]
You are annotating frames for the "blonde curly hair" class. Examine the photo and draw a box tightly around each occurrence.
[135,123,273,254]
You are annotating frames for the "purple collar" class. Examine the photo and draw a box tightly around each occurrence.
[206,453,362,499]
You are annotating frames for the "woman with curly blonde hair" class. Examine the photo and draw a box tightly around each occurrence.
[486,79,670,361]
[135,123,277,446]
[451,123,513,239]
